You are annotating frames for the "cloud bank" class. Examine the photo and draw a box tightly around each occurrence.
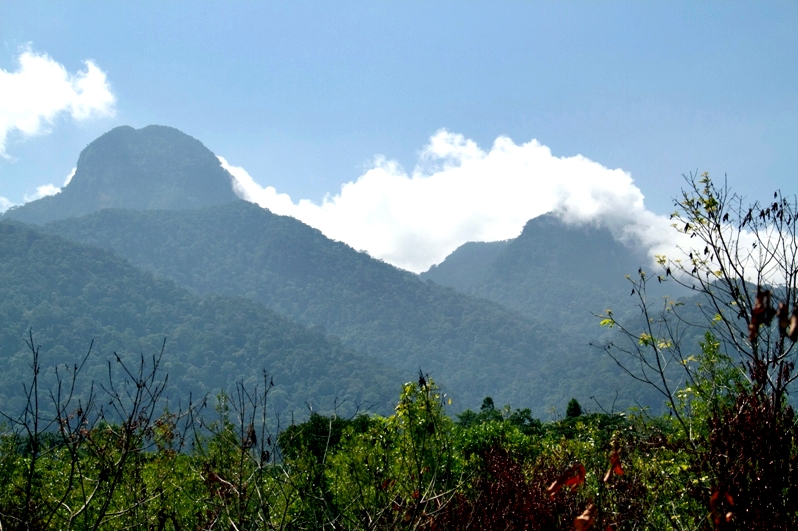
[223,130,676,273]
[0,47,116,157]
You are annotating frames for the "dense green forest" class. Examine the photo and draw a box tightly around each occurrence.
[44,202,647,414]
[0,221,401,416]
[0,364,701,531]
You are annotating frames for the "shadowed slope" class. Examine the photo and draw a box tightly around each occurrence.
[0,220,400,416]
[45,203,647,414]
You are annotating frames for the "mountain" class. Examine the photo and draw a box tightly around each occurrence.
[0,122,670,415]
[421,240,511,291]
[421,214,665,340]
[0,220,401,416]
[43,202,652,415]
[2,125,239,225]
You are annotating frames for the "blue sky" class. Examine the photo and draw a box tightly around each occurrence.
[1,1,797,270]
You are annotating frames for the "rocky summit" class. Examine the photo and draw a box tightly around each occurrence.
[2,125,239,225]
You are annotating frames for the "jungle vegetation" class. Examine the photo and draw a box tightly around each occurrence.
[3,175,798,530]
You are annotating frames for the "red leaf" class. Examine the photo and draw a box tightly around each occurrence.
[603,450,624,482]
[548,463,586,498]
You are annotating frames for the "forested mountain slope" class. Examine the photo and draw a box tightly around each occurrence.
[421,214,672,345]
[44,203,647,414]
[0,221,401,416]
[421,240,511,291]
[2,125,238,225]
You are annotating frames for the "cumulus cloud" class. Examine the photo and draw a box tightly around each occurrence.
[0,47,116,156]
[22,183,60,202]
[22,166,76,202]
[223,130,678,273]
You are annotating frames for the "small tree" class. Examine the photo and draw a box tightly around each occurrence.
[566,399,583,419]
[600,173,798,528]
[324,375,462,530]
[0,333,198,531]
[190,374,289,530]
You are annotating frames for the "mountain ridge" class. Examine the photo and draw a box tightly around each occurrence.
[44,202,656,414]
[421,213,658,324]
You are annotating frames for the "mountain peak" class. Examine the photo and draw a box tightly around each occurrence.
[3,125,239,224]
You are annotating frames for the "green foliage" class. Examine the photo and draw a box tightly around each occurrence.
[324,379,461,529]
[600,174,798,528]
[0,221,400,415]
[279,412,373,462]
[676,331,748,437]
[456,396,543,438]
[456,418,534,462]
[0,352,739,531]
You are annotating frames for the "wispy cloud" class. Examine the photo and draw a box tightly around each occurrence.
[223,130,677,273]
[0,47,116,157]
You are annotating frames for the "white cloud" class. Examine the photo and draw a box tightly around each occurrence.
[0,196,13,214]
[23,183,60,203]
[223,130,678,273]
[220,156,297,215]
[0,47,116,157]
[22,166,76,202]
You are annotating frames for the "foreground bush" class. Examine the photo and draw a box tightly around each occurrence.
[0,359,711,530]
